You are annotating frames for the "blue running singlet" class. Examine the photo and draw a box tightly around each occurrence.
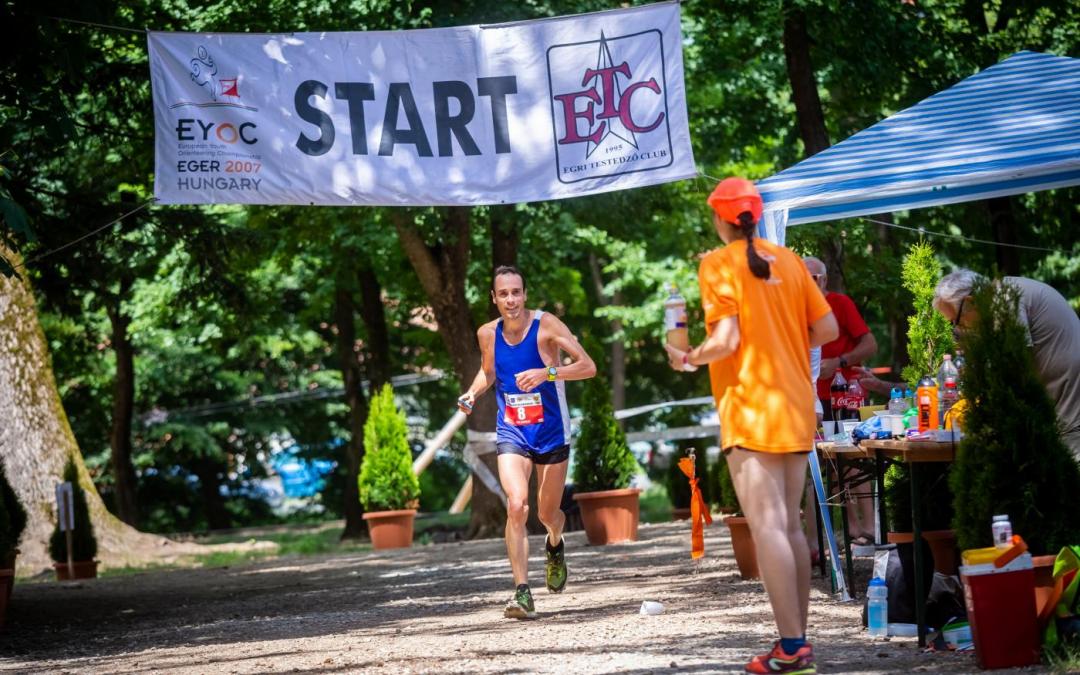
[494,310,571,453]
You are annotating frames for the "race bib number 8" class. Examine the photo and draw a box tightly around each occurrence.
[505,393,544,426]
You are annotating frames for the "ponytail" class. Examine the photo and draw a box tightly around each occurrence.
[737,211,770,280]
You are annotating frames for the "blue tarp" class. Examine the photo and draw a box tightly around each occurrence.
[758,51,1080,229]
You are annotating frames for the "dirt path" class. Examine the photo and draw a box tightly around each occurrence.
[0,522,1033,673]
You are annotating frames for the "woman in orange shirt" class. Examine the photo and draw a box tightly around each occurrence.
[665,178,838,675]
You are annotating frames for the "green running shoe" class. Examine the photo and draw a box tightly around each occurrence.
[545,538,567,593]
[504,585,536,620]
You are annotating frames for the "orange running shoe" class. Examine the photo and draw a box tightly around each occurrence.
[744,641,816,674]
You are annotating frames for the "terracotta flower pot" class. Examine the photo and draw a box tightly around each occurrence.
[0,569,13,629]
[887,530,958,576]
[671,507,692,521]
[572,488,641,545]
[53,560,98,581]
[723,515,759,580]
[1033,554,1058,627]
[362,509,416,550]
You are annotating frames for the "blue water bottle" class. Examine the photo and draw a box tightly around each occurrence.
[867,577,888,637]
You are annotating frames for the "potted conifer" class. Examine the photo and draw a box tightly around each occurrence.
[0,462,26,627]
[715,458,758,580]
[359,384,420,550]
[571,376,641,545]
[950,279,1080,597]
[0,461,27,626]
[889,242,957,574]
[50,458,99,580]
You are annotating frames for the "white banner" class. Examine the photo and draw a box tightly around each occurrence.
[148,2,695,206]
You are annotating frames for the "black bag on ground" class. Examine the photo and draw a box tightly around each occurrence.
[862,541,938,625]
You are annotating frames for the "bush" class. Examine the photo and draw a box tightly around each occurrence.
[950,280,1080,553]
[712,453,739,512]
[49,458,98,563]
[358,384,420,511]
[888,241,955,532]
[0,461,27,561]
[573,376,639,492]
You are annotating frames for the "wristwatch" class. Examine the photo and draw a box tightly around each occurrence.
[547,366,558,381]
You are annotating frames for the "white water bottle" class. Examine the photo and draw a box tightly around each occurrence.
[663,283,689,352]
[938,354,960,426]
[867,577,888,637]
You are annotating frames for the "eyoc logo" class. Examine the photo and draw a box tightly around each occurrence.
[547,30,673,183]
[169,45,256,112]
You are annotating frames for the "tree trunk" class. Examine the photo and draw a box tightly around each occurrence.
[782,3,847,292]
[394,208,505,538]
[987,197,1021,277]
[488,206,519,321]
[587,252,626,410]
[0,244,164,574]
[358,267,392,390]
[869,214,907,374]
[192,457,231,530]
[106,292,140,527]
[335,283,369,540]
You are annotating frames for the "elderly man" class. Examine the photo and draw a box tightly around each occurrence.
[934,269,1080,461]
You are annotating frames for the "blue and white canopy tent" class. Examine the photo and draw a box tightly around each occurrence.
[756,51,1080,244]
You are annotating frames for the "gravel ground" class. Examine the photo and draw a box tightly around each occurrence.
[0,521,1043,674]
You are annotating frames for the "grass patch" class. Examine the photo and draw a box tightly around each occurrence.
[640,484,673,524]
[1045,640,1080,673]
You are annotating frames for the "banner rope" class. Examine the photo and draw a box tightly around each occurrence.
[14,199,156,272]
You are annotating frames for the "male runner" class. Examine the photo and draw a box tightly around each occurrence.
[458,265,596,619]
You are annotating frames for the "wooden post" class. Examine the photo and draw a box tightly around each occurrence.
[449,477,473,514]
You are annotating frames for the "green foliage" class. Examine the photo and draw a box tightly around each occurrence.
[901,241,954,387]
[712,453,739,513]
[950,280,1080,553]
[573,376,639,492]
[49,459,98,563]
[358,384,420,511]
[0,462,27,560]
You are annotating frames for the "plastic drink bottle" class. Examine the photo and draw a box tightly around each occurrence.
[916,375,939,431]
[992,515,1013,548]
[847,376,866,415]
[830,371,851,420]
[663,283,689,352]
[888,388,907,415]
[867,577,889,638]
[938,355,960,426]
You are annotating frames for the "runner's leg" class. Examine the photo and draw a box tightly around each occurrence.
[727,448,806,638]
[498,453,533,585]
[783,454,812,634]
[535,459,568,545]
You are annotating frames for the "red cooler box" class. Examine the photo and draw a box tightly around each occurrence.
[960,553,1040,669]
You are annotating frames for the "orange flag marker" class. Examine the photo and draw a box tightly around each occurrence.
[678,451,713,559]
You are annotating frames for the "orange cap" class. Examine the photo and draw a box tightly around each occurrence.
[707,177,762,225]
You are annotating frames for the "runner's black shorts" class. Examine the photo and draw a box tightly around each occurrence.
[496,443,570,465]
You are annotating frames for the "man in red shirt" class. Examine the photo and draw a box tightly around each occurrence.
[803,257,878,415]
[804,256,878,546]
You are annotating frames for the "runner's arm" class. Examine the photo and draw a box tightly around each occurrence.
[458,326,496,413]
[514,315,596,392]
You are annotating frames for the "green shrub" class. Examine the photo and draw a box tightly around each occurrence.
[0,462,26,560]
[49,458,98,563]
[888,241,955,532]
[712,453,739,512]
[573,376,639,492]
[900,241,954,388]
[358,384,420,511]
[950,280,1080,553]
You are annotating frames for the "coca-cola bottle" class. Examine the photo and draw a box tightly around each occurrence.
[830,370,850,420]
[847,377,866,415]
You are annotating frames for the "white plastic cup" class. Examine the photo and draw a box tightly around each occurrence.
[639,601,664,615]
[822,421,837,440]
[841,419,860,436]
